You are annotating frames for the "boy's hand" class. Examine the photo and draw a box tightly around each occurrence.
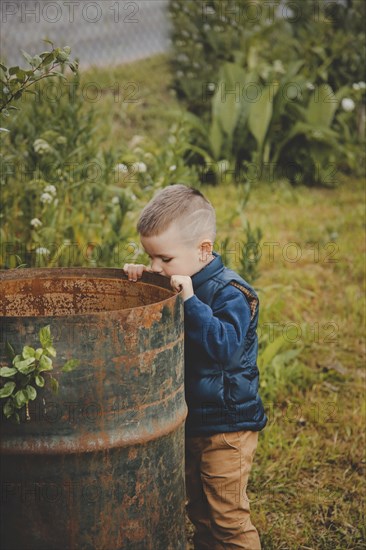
[123,263,151,282]
[170,275,194,302]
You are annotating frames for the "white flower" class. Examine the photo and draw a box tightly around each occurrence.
[358,81,366,89]
[273,60,285,74]
[35,247,50,255]
[341,98,355,112]
[218,159,230,173]
[112,196,120,204]
[207,82,216,91]
[169,165,177,171]
[40,192,53,204]
[30,218,42,228]
[114,163,128,173]
[306,82,315,90]
[132,162,147,173]
[129,135,145,149]
[204,6,215,15]
[44,184,57,196]
[33,138,51,155]
[352,83,360,90]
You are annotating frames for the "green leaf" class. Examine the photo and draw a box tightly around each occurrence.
[16,69,27,81]
[22,346,35,359]
[68,63,78,73]
[307,84,338,128]
[0,366,17,377]
[209,119,222,160]
[50,377,59,394]
[61,359,79,373]
[42,38,54,46]
[26,385,37,401]
[35,348,43,360]
[3,399,14,418]
[39,325,53,348]
[35,375,45,388]
[5,341,15,360]
[38,354,53,372]
[9,66,20,76]
[46,346,57,357]
[14,357,36,374]
[257,334,287,370]
[32,55,42,67]
[0,381,16,398]
[21,50,33,64]
[40,52,57,67]
[14,389,28,408]
[56,51,68,62]
[248,85,273,151]
[0,63,7,72]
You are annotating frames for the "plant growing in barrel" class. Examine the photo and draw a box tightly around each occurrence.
[0,325,78,423]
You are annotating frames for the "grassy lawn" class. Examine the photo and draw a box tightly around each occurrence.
[82,54,181,150]
[205,179,365,549]
[86,55,365,549]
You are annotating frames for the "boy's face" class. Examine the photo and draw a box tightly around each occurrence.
[140,223,211,278]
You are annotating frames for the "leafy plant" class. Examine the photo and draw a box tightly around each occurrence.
[0,41,78,127]
[0,63,136,268]
[169,0,365,185]
[0,326,79,423]
[220,184,263,282]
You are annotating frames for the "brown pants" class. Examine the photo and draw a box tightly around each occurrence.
[185,430,261,550]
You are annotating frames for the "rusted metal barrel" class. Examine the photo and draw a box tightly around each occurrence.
[0,268,187,550]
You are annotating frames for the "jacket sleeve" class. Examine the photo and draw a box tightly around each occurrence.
[183,286,251,364]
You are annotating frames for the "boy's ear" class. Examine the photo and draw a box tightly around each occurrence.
[199,239,213,261]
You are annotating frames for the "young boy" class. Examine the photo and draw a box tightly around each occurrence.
[123,184,267,549]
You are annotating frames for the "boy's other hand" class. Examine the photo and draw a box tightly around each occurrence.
[123,263,151,282]
[170,275,194,302]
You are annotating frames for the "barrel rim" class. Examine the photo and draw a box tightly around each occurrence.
[0,267,182,319]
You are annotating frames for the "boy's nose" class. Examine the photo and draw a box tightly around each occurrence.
[151,260,163,273]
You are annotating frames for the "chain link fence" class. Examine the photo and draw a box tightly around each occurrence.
[1,0,171,68]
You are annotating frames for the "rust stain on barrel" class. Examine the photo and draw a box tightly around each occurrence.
[0,268,187,550]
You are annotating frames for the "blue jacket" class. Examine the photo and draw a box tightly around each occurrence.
[184,253,267,436]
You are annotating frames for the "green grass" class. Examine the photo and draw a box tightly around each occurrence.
[204,180,365,549]
[63,55,366,548]
[81,54,181,151]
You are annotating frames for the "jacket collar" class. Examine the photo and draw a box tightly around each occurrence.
[191,252,224,292]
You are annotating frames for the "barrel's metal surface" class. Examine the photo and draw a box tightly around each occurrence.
[0,268,186,550]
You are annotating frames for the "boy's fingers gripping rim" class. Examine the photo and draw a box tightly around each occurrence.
[123,263,143,282]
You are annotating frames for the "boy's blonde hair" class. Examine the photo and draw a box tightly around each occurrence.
[137,184,216,244]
